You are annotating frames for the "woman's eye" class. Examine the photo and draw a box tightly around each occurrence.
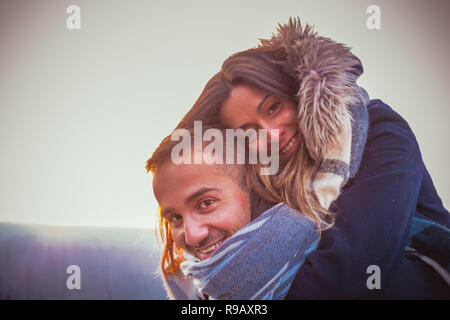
[244,128,257,138]
[199,199,214,209]
[267,102,280,116]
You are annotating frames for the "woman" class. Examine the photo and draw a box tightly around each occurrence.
[167,18,450,298]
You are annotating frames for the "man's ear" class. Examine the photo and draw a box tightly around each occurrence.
[245,167,280,220]
[244,168,262,195]
[244,166,279,203]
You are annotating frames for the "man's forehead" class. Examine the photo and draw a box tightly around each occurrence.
[156,160,225,176]
[153,161,231,193]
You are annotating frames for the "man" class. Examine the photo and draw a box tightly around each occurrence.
[146,127,318,299]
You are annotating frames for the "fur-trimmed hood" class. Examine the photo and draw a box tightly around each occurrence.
[258,17,364,164]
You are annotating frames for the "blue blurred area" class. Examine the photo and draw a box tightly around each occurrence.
[0,223,167,299]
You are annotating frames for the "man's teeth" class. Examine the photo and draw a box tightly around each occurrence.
[198,240,224,254]
[281,136,297,153]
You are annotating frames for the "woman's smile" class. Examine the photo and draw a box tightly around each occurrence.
[280,130,300,156]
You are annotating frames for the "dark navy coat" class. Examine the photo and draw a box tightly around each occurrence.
[286,99,450,299]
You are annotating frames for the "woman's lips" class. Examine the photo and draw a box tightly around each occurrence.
[280,132,300,155]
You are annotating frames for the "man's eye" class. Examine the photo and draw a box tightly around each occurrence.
[199,199,214,209]
[267,102,280,116]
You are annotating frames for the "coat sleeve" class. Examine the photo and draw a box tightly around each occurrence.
[286,100,424,299]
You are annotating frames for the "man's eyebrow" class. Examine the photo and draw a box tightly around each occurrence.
[161,207,175,218]
[185,187,219,204]
[161,187,219,217]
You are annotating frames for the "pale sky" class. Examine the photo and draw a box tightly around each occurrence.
[0,0,449,229]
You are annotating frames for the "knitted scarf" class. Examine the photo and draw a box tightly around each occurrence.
[313,86,370,209]
[163,203,318,300]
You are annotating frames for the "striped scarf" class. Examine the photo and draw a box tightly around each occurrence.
[163,203,318,300]
[312,87,370,210]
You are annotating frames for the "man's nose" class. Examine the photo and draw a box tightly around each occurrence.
[184,216,208,247]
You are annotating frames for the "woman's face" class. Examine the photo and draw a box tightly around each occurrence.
[220,83,300,160]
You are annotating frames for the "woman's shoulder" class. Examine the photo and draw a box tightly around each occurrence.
[367,99,409,126]
[358,99,422,172]
[365,99,418,150]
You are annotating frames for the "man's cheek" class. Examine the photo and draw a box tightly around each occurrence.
[172,231,187,250]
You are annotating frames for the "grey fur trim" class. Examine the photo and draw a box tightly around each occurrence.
[318,159,350,182]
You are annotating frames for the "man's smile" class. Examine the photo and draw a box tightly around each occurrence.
[195,237,227,260]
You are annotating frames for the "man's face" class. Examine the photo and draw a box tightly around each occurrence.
[153,161,251,260]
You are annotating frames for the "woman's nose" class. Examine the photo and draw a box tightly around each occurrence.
[255,121,282,152]
[258,120,283,140]
[183,216,209,248]
[267,128,281,141]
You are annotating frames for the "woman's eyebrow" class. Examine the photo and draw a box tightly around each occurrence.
[238,122,251,130]
[256,94,271,112]
[237,94,271,130]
